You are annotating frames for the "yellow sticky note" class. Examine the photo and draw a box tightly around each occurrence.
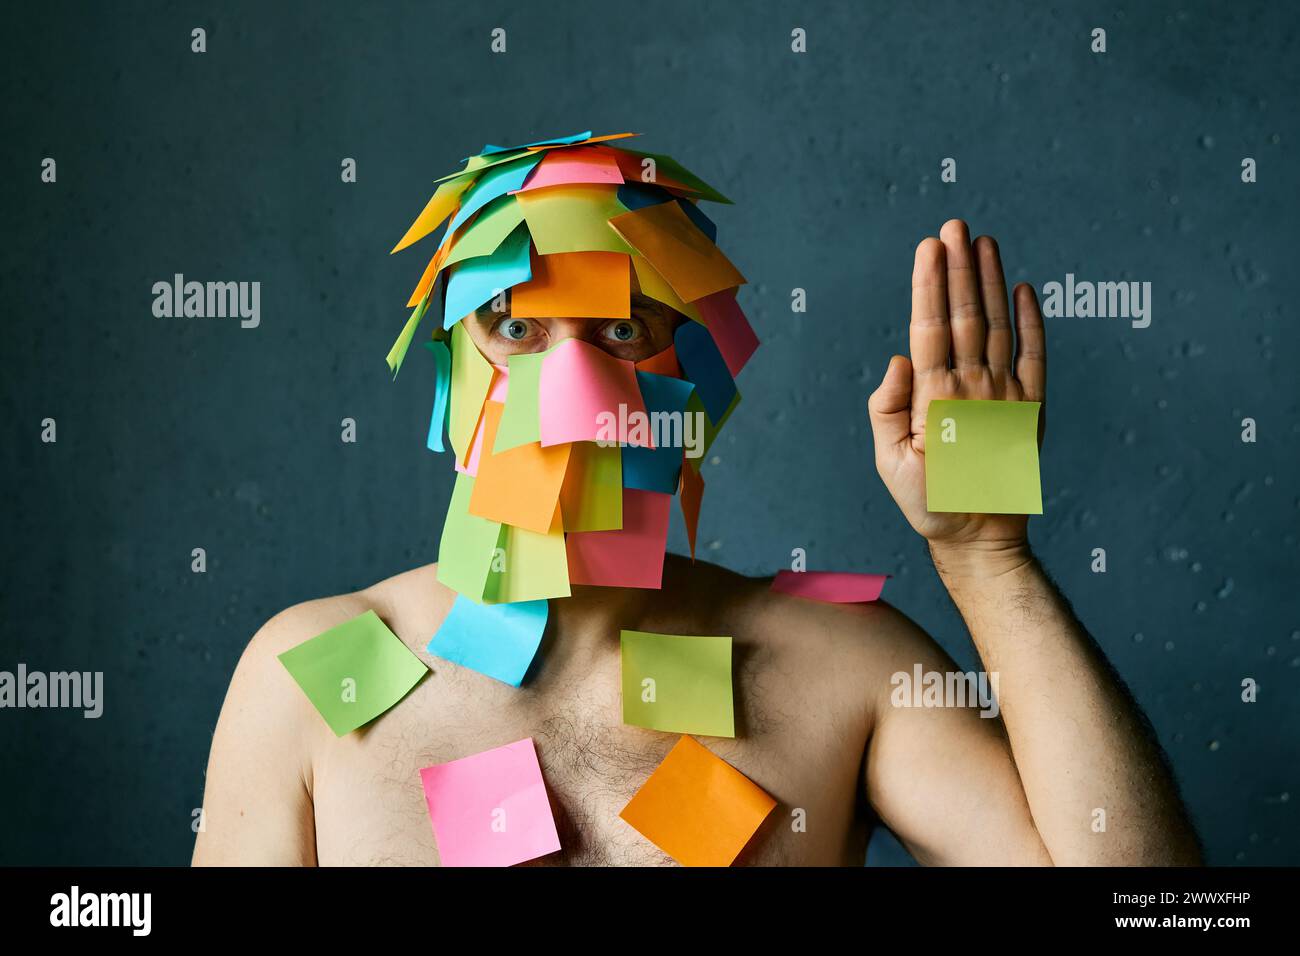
[924,399,1043,514]
[621,631,734,737]
[559,441,623,531]
[516,185,635,255]
[448,323,495,467]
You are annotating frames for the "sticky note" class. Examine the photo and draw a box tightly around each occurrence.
[484,519,572,604]
[695,290,758,377]
[277,610,428,737]
[448,323,495,466]
[493,350,545,452]
[559,440,624,532]
[630,255,701,323]
[442,195,525,270]
[428,595,549,687]
[443,223,533,329]
[511,250,631,319]
[924,399,1043,514]
[445,154,541,236]
[679,460,704,559]
[635,343,681,377]
[469,401,572,534]
[620,631,734,737]
[621,149,732,204]
[538,338,650,447]
[566,488,671,589]
[608,201,744,303]
[480,130,593,156]
[622,371,695,494]
[770,570,888,603]
[391,176,474,253]
[516,185,635,255]
[424,338,452,453]
[385,293,430,377]
[684,388,740,471]
[419,738,562,867]
[619,736,774,866]
[518,145,624,191]
[437,473,503,600]
[674,321,737,423]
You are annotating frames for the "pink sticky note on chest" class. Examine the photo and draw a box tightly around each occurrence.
[770,570,888,603]
[418,737,561,867]
[538,338,651,447]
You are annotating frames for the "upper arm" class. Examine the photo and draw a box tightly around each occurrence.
[862,604,1052,866]
[192,600,358,866]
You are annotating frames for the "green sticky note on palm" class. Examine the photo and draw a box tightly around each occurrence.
[620,630,734,737]
[277,610,428,736]
[925,399,1043,515]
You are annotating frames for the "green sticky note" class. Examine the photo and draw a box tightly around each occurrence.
[448,322,495,465]
[385,292,430,378]
[684,388,740,472]
[483,521,572,604]
[444,196,526,270]
[620,630,734,737]
[517,185,635,255]
[925,399,1043,514]
[493,350,546,452]
[277,610,428,736]
[437,473,503,600]
[560,441,623,531]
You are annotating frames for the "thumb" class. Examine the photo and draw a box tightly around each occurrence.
[867,355,914,457]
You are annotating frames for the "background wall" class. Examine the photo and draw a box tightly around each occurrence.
[1,0,1296,866]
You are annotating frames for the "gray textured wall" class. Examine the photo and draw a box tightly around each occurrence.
[1,0,1296,866]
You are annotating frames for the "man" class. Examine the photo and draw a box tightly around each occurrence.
[193,132,1199,866]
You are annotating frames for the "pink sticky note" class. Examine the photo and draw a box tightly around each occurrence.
[538,337,652,447]
[418,737,562,867]
[516,146,624,192]
[695,291,759,377]
[567,488,671,588]
[770,570,888,603]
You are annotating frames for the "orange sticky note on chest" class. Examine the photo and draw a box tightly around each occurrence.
[469,400,572,533]
[619,735,775,866]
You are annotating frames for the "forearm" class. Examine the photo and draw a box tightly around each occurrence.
[931,541,1201,865]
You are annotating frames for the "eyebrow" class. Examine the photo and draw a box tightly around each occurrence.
[474,292,667,322]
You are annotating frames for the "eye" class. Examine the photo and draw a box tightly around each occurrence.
[601,320,643,344]
[495,317,533,341]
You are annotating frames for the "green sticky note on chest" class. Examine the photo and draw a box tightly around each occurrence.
[277,609,428,736]
[924,399,1043,515]
[620,630,734,738]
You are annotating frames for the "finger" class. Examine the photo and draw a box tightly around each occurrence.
[909,238,950,376]
[940,219,985,369]
[974,236,1012,371]
[1013,282,1046,402]
[868,355,915,458]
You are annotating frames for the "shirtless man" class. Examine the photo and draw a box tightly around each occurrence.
[193,214,1200,867]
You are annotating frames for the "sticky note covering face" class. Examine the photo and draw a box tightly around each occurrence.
[566,488,671,589]
[469,401,572,534]
[770,570,888,603]
[428,595,549,687]
[277,610,428,737]
[621,631,734,737]
[619,736,775,867]
[924,399,1043,514]
[538,337,650,447]
[419,737,562,867]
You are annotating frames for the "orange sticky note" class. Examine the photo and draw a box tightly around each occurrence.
[608,202,746,303]
[511,251,631,319]
[469,401,572,533]
[679,457,704,560]
[619,736,775,867]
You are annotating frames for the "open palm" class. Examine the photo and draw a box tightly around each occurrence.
[868,220,1047,552]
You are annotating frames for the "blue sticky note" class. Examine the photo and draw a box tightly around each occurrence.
[424,338,452,453]
[617,182,675,211]
[480,130,592,157]
[623,372,696,493]
[445,155,541,236]
[427,596,549,687]
[443,223,533,329]
[674,321,737,423]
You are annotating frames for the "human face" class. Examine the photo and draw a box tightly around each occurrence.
[461,290,684,366]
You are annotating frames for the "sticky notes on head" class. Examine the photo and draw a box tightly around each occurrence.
[442,223,532,329]
[620,630,734,737]
[607,200,745,303]
[537,337,649,447]
[419,737,561,867]
[924,399,1043,515]
[770,570,888,604]
[428,595,549,687]
[619,736,775,867]
[277,610,428,737]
